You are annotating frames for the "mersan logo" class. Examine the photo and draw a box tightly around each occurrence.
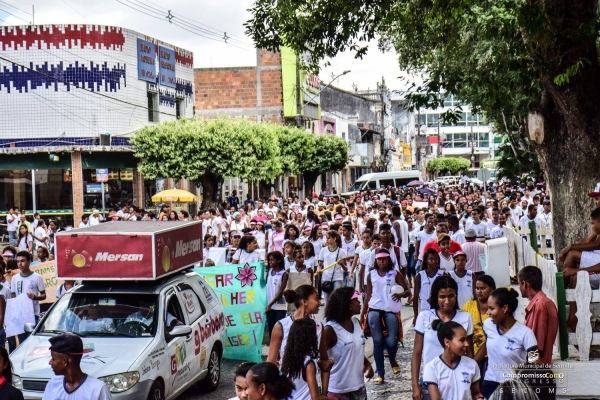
[66,249,144,268]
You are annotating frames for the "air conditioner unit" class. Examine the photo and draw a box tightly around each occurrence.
[99,133,111,146]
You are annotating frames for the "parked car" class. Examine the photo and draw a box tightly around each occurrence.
[11,271,225,400]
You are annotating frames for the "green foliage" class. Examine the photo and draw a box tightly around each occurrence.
[131,118,283,183]
[496,143,543,182]
[554,58,591,86]
[276,126,317,174]
[426,158,471,174]
[306,134,349,174]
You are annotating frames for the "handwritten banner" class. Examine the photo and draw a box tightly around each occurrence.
[194,262,266,363]
[9,261,62,304]
[5,294,35,336]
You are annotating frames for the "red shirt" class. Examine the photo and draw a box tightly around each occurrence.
[423,239,463,255]
[524,291,558,365]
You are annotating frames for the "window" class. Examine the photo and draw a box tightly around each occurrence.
[177,283,206,323]
[147,92,158,122]
[379,179,394,188]
[176,98,184,119]
[367,180,377,190]
[166,295,185,339]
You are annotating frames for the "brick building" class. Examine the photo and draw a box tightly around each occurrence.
[194,49,283,123]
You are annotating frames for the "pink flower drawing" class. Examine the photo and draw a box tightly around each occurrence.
[235,263,257,287]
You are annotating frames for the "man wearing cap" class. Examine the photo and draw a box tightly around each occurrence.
[462,228,486,278]
[43,333,112,399]
[2,246,16,262]
[316,201,327,216]
[89,209,103,226]
[588,183,600,209]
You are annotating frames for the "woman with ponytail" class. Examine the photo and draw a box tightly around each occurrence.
[476,287,538,398]
[423,320,483,400]
[267,285,321,364]
[245,362,295,400]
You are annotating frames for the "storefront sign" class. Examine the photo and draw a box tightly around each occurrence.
[194,262,266,362]
[95,168,108,182]
[158,46,176,88]
[137,38,157,83]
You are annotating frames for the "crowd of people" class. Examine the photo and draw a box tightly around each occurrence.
[2,175,594,400]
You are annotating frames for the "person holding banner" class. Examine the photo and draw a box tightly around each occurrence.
[232,236,262,265]
[265,252,289,336]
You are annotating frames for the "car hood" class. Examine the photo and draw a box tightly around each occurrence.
[11,335,153,379]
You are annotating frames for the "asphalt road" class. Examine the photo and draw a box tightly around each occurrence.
[179,357,240,400]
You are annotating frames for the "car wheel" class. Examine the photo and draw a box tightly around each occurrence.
[147,380,164,400]
[199,347,220,392]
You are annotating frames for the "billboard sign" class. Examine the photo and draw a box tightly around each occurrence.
[159,46,176,88]
[137,38,157,83]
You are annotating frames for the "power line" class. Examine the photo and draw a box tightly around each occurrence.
[0,7,29,23]
[142,0,253,46]
[0,1,32,16]
[61,0,88,20]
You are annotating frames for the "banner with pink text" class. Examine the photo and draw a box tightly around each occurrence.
[194,262,266,362]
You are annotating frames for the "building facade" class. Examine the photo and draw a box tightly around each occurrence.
[0,24,194,225]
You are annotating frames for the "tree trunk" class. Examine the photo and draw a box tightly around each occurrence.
[527,0,600,266]
[303,171,320,195]
[200,172,221,210]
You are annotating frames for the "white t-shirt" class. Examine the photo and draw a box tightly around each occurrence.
[414,309,474,373]
[18,234,33,251]
[34,226,47,248]
[0,282,10,300]
[483,318,538,383]
[449,270,474,308]
[11,271,45,316]
[417,230,437,261]
[423,355,481,400]
[232,249,262,265]
[304,256,318,270]
[465,221,488,241]
[318,246,347,282]
[211,216,223,237]
[439,252,454,272]
[42,375,112,400]
[490,226,505,239]
[6,212,19,231]
[451,229,466,245]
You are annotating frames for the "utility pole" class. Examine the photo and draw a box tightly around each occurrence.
[296,55,302,128]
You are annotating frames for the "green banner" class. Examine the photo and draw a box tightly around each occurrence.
[194,262,267,362]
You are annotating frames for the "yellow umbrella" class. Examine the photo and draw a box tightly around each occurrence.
[151,188,198,203]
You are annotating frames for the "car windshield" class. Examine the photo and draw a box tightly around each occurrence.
[39,292,159,338]
[349,181,365,192]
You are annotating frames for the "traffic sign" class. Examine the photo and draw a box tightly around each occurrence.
[477,168,491,182]
[96,168,109,182]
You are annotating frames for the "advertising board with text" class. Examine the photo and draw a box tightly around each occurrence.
[55,221,202,280]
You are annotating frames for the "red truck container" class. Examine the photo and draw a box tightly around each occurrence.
[55,221,202,280]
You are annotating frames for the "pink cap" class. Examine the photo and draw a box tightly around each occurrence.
[453,250,467,259]
[351,291,361,300]
[375,252,390,259]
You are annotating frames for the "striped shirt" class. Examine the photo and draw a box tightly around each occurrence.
[461,241,486,273]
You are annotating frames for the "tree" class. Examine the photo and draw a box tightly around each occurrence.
[426,158,471,175]
[131,118,282,207]
[246,0,600,257]
[496,143,544,183]
[302,134,348,194]
[276,126,317,175]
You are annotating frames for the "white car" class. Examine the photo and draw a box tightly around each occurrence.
[11,271,226,400]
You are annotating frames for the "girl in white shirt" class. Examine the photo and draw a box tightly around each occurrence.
[317,231,347,305]
[281,317,329,400]
[228,361,256,400]
[423,320,483,400]
[302,242,318,271]
[232,236,262,265]
[476,287,538,398]
[246,363,294,400]
[17,224,32,253]
[412,275,475,400]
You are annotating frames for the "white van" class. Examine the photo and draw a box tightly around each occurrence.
[342,171,423,197]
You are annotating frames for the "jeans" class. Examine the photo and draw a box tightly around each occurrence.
[419,378,431,400]
[406,245,416,281]
[323,280,344,305]
[8,230,17,246]
[368,310,399,377]
[415,259,422,273]
[265,310,286,337]
[481,380,500,398]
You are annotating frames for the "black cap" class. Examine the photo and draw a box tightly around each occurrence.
[49,333,92,355]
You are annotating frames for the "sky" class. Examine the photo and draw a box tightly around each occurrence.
[0,0,408,92]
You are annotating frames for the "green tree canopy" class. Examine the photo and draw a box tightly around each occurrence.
[131,118,282,205]
[426,158,471,175]
[302,134,349,192]
[276,125,317,175]
[245,0,600,257]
